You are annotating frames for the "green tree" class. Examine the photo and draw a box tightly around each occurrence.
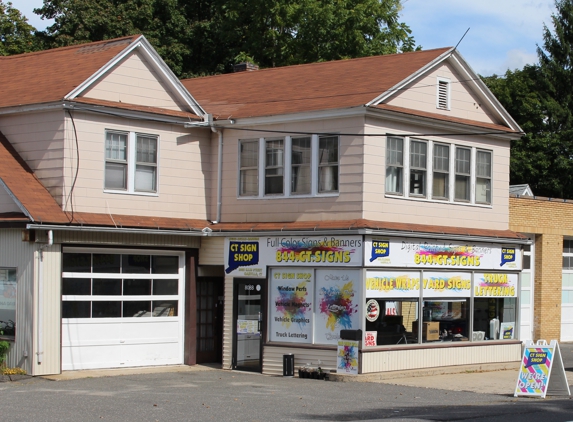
[0,1,39,55]
[484,0,573,199]
[34,0,415,77]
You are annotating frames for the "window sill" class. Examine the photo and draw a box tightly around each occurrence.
[238,193,339,200]
[385,194,492,208]
[104,190,159,197]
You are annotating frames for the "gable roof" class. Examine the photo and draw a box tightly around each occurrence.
[0,36,204,119]
[182,48,452,120]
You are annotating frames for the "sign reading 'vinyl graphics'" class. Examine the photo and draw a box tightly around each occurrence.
[224,236,363,277]
[365,237,521,270]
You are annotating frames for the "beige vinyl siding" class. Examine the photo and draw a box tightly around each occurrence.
[62,111,211,219]
[386,62,500,125]
[362,117,510,231]
[220,116,365,222]
[0,229,60,376]
[199,237,224,266]
[262,346,336,376]
[361,343,521,373]
[0,111,66,205]
[82,52,187,111]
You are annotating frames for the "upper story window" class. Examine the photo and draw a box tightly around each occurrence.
[385,136,403,194]
[409,140,427,196]
[238,134,339,198]
[385,136,493,206]
[105,130,158,194]
[437,77,451,110]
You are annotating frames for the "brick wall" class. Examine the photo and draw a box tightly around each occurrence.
[510,196,573,341]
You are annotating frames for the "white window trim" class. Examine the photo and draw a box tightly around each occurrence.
[385,136,493,207]
[238,134,339,199]
[104,130,159,196]
[436,77,451,111]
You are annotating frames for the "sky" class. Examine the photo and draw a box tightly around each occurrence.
[13,0,557,76]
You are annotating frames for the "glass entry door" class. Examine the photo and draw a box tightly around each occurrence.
[233,279,263,372]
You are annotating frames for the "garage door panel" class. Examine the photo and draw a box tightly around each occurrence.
[62,344,123,371]
[121,343,181,366]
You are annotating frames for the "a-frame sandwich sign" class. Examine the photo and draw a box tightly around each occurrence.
[514,340,571,398]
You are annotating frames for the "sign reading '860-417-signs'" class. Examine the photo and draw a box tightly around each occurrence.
[224,236,364,278]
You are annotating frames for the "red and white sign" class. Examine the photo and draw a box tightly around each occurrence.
[364,331,377,347]
[366,299,380,322]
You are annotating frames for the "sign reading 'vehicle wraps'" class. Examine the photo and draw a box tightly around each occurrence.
[365,236,522,270]
[224,236,363,278]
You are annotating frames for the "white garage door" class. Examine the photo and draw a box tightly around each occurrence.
[61,248,185,371]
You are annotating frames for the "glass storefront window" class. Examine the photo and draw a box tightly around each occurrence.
[420,299,469,342]
[365,299,418,346]
[473,298,516,340]
[0,268,16,339]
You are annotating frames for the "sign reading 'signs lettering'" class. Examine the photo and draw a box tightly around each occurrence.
[365,236,522,270]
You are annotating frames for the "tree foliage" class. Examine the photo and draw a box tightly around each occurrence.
[33,0,415,77]
[0,1,40,55]
[484,0,573,199]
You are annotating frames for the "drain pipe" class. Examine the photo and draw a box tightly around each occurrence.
[212,127,223,224]
[37,230,53,365]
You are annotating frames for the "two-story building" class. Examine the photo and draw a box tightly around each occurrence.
[0,36,526,376]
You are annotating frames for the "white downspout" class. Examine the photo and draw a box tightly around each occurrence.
[212,127,223,224]
[37,230,53,365]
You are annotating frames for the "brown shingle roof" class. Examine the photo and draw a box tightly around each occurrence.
[0,36,139,109]
[182,48,452,119]
[71,98,202,120]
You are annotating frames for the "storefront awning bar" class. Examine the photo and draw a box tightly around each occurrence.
[26,224,208,237]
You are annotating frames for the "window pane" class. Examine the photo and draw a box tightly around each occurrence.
[63,253,91,272]
[432,172,448,199]
[123,301,151,317]
[422,300,469,343]
[62,278,91,295]
[433,144,449,172]
[153,279,178,295]
[92,301,121,318]
[106,132,127,160]
[455,148,471,174]
[473,298,516,340]
[93,254,120,273]
[386,166,403,194]
[240,140,258,168]
[410,140,427,169]
[124,279,151,295]
[365,300,418,346]
[152,256,179,274]
[410,169,426,196]
[455,175,470,201]
[319,166,338,192]
[135,164,157,192]
[476,151,491,178]
[62,301,91,318]
[266,139,284,167]
[240,169,258,196]
[523,254,531,270]
[291,137,311,195]
[93,279,122,295]
[319,136,339,164]
[152,300,178,316]
[136,135,157,164]
[0,269,16,338]
[122,255,151,274]
[105,162,127,190]
[476,178,491,203]
[386,137,403,166]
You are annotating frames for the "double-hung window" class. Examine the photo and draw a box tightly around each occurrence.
[385,136,492,206]
[291,137,312,195]
[386,137,403,194]
[239,140,259,196]
[432,143,449,200]
[409,140,427,196]
[454,147,471,202]
[475,150,492,204]
[105,131,158,194]
[238,135,339,198]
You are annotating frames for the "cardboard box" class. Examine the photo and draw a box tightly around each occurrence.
[412,321,440,341]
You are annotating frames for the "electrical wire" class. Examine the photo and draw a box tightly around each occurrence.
[65,109,80,223]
